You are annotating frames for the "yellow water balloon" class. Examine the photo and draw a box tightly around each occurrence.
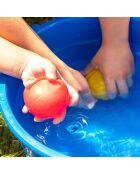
[86,68,108,100]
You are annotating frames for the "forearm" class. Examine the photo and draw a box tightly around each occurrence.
[0,17,61,66]
[99,17,130,45]
[0,17,45,50]
[0,36,33,78]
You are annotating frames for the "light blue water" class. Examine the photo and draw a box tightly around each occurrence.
[14,43,140,156]
[31,45,140,157]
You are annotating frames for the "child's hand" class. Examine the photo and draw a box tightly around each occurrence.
[67,67,97,109]
[21,54,79,124]
[49,59,97,109]
[84,42,134,99]
[0,18,96,109]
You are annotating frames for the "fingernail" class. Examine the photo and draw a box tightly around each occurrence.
[87,102,96,109]
[22,105,28,113]
[47,75,56,80]
[53,119,59,124]
[53,118,61,124]
[34,117,46,122]
[108,93,117,100]
[69,92,79,106]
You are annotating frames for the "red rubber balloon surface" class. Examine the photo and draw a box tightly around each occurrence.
[23,76,69,120]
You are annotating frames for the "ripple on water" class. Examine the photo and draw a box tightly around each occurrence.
[33,91,140,156]
[56,112,89,142]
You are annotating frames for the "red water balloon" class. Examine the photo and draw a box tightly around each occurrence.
[23,76,69,121]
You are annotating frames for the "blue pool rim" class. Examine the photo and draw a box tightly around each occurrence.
[0,17,140,157]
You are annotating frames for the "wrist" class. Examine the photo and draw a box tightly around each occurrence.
[102,38,129,48]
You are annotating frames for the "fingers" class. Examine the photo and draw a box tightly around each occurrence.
[105,76,133,99]
[44,63,58,80]
[34,117,47,122]
[78,92,97,109]
[105,78,117,99]
[64,82,79,106]
[21,57,58,87]
[22,105,67,124]
[59,71,96,109]
[116,79,128,98]
[129,52,135,76]
[68,68,97,108]
[83,62,133,101]
[22,105,29,113]
[126,75,133,88]
[57,71,79,106]
[53,110,66,124]
[23,78,36,87]
[58,65,91,94]
[84,62,98,76]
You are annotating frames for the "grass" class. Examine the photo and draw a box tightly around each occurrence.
[0,113,25,157]
[24,17,53,26]
[0,17,52,157]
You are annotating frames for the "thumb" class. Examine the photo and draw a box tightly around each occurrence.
[66,83,79,106]
[57,71,79,106]
[44,63,58,80]
[53,110,67,124]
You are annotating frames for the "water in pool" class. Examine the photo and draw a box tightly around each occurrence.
[31,47,140,157]
[33,86,140,157]
[14,44,140,157]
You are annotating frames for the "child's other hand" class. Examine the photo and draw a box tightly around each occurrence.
[84,41,134,99]
[21,54,79,124]
[67,67,97,109]
[51,60,97,109]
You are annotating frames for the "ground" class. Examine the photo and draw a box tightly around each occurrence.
[24,17,53,26]
[0,17,52,157]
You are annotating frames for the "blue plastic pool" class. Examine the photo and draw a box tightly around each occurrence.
[0,17,140,157]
